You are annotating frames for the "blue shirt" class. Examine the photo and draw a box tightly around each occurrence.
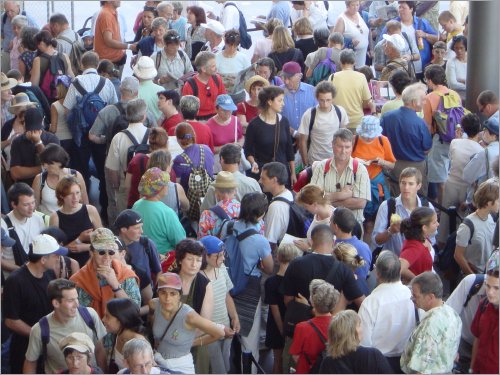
[281,82,318,131]
[382,16,437,67]
[267,1,291,28]
[170,16,187,41]
[381,106,432,161]
[125,237,162,281]
[232,220,271,277]
[335,236,371,280]
[1,11,38,50]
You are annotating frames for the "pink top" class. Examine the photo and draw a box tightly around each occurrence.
[206,115,243,147]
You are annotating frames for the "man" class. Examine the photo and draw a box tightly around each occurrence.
[476,90,499,122]
[64,51,118,188]
[260,162,293,249]
[119,338,162,374]
[156,1,173,23]
[114,209,162,286]
[23,279,107,374]
[1,183,45,274]
[200,143,261,211]
[280,61,317,132]
[169,2,187,42]
[422,64,462,204]
[178,95,215,151]
[438,11,463,60]
[2,234,62,373]
[305,31,344,80]
[181,51,226,121]
[331,207,371,281]
[200,20,225,53]
[290,1,328,31]
[310,128,371,225]
[158,89,183,136]
[49,13,83,56]
[380,82,432,196]
[298,81,348,166]
[93,0,136,77]
[372,167,435,255]
[401,272,462,374]
[70,228,141,319]
[359,251,419,373]
[331,49,375,131]
[470,250,499,374]
[9,107,59,186]
[132,56,164,123]
[207,1,239,31]
[266,0,291,28]
[105,98,149,214]
[380,33,410,81]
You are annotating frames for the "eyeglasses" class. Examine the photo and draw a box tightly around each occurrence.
[95,249,116,256]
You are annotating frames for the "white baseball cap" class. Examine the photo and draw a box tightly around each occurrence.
[201,20,225,36]
[31,234,68,256]
[382,34,406,52]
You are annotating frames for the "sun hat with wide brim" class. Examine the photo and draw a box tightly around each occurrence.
[133,56,158,81]
[244,75,269,94]
[356,115,383,139]
[8,92,37,115]
[1,72,17,91]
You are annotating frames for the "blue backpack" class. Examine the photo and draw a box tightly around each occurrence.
[309,48,337,86]
[67,77,107,146]
[224,2,252,49]
[223,222,259,296]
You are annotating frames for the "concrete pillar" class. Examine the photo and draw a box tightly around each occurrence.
[466,1,500,111]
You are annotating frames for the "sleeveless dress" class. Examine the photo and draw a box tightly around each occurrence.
[57,204,94,267]
[339,13,369,68]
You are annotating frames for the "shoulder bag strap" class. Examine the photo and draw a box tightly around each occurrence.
[306,107,317,153]
[156,303,183,348]
[273,114,280,161]
[307,320,327,344]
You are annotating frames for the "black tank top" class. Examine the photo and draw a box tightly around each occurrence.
[57,204,94,267]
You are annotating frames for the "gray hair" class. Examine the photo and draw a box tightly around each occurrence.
[402,82,427,106]
[157,2,173,13]
[120,77,139,96]
[309,279,340,314]
[375,250,401,283]
[122,338,154,360]
[194,51,216,71]
[12,15,27,28]
[179,95,200,119]
[277,243,303,264]
[171,1,183,14]
[339,49,356,65]
[332,128,354,144]
[411,271,443,299]
[126,98,147,123]
[152,17,169,31]
[329,31,344,46]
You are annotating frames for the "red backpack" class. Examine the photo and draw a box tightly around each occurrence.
[40,53,67,103]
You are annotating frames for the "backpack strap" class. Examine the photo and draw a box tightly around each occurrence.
[139,235,156,272]
[462,217,475,245]
[333,105,342,124]
[306,107,317,153]
[114,102,126,115]
[39,316,50,366]
[235,227,259,242]
[121,129,139,146]
[40,170,48,195]
[155,52,162,70]
[292,48,300,62]
[463,274,485,308]
[187,77,198,97]
[323,158,332,176]
[272,196,292,206]
[352,158,359,181]
[199,145,206,167]
[140,129,150,145]
[211,74,221,91]
[3,215,28,266]
[378,135,383,147]
[94,77,106,95]
[181,151,194,166]
[386,197,396,229]
[326,47,333,61]
[72,78,88,97]
[307,320,327,344]
[210,205,231,221]
[77,306,98,340]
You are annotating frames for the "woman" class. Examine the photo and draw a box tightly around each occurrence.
[268,26,304,73]
[251,18,283,64]
[153,30,193,91]
[223,192,274,368]
[399,207,438,284]
[1,73,16,129]
[18,26,39,81]
[293,17,317,62]
[199,235,240,374]
[101,298,146,373]
[206,94,243,172]
[9,15,27,71]
[59,332,103,374]
[429,41,447,69]
[49,75,73,155]
[381,70,412,115]
[33,144,88,215]
[445,35,467,102]
[352,115,396,240]
[244,86,296,186]
[133,168,186,258]
[333,0,369,68]
[333,242,369,296]
[215,29,251,103]
[97,60,121,100]
[137,17,169,58]
[148,272,224,374]
[30,30,74,102]
[289,279,340,374]
[319,310,392,374]
[185,6,207,62]
[133,6,158,43]
[236,75,269,130]
[256,57,283,86]
[295,184,335,247]
[49,175,102,267]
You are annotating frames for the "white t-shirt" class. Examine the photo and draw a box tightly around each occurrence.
[1,212,45,255]
[265,189,293,244]
[401,23,422,73]
[447,138,482,185]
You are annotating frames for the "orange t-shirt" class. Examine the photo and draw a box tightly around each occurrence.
[352,135,396,179]
[93,5,124,63]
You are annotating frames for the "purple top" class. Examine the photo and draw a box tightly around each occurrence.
[173,144,214,191]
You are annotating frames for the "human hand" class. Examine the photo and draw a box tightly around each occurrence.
[26,130,42,144]
[231,317,240,333]
[224,325,235,338]
[67,242,87,253]
[293,239,310,251]
[206,11,216,20]
[79,228,93,243]
[291,173,297,186]
[97,265,119,287]
[388,221,401,234]
[295,293,309,306]
[130,43,138,53]
[415,29,426,38]
[251,162,259,174]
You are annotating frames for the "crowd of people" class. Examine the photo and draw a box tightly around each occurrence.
[0,0,499,374]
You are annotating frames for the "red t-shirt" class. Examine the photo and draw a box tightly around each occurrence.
[471,300,499,374]
[400,239,433,276]
[187,120,215,153]
[289,315,331,374]
[162,113,184,136]
[206,116,243,147]
[181,74,226,117]
[236,101,259,124]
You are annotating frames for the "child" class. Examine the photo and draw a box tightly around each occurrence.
[430,41,447,69]
[264,243,302,374]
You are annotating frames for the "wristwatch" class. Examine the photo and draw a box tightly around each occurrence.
[35,140,43,146]
[112,286,122,293]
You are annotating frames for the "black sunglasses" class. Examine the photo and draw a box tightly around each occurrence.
[96,250,116,256]
[206,85,211,97]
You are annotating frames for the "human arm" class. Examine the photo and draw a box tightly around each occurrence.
[186,311,225,346]
[102,30,130,51]
[175,183,190,213]
[4,318,32,337]
[199,281,214,321]
[106,167,121,190]
[333,15,345,34]
[64,54,75,78]
[415,28,439,45]
[76,171,89,204]
[139,284,153,316]
[454,245,474,275]
[260,253,274,275]
[270,304,284,336]
[226,293,240,333]
[446,59,466,90]
[1,259,20,273]
[470,338,479,373]
[49,103,58,134]
[400,257,416,284]
[30,57,41,86]
[298,134,309,166]
[9,165,42,182]
[32,173,42,209]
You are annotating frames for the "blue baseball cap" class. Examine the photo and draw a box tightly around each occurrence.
[200,236,225,255]
[216,94,237,111]
[484,117,499,136]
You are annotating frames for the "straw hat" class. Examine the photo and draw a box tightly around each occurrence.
[244,75,269,94]
[1,72,17,91]
[214,171,238,189]
[8,92,37,115]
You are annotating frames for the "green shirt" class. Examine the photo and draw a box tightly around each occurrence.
[138,80,165,122]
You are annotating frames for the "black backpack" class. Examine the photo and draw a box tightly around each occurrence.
[305,320,327,374]
[121,129,151,166]
[306,106,342,153]
[2,215,29,267]
[224,2,252,49]
[437,217,474,272]
[271,196,313,239]
[58,31,86,75]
